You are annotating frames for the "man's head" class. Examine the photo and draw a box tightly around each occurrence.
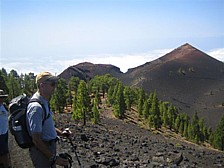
[36,72,59,98]
[36,72,59,86]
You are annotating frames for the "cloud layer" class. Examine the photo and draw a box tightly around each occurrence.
[2,48,223,75]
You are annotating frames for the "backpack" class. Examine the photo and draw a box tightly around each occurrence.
[8,94,47,149]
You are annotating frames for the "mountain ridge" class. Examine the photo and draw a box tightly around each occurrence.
[59,43,224,128]
[59,62,123,82]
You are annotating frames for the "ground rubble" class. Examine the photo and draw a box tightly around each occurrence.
[56,114,224,168]
[9,112,224,168]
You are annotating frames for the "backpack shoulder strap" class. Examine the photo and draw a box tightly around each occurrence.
[3,103,8,111]
[28,98,47,125]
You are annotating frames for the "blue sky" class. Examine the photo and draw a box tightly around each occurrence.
[1,0,224,75]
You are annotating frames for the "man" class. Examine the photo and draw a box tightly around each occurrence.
[26,72,71,168]
[0,89,11,168]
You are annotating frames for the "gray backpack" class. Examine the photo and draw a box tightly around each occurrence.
[8,94,47,148]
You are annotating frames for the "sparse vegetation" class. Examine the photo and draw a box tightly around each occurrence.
[209,115,224,151]
[1,68,224,151]
[178,67,186,75]
[189,67,195,72]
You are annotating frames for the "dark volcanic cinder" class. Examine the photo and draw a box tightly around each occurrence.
[9,110,224,168]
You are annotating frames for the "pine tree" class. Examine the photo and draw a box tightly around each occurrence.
[148,115,154,130]
[101,74,115,98]
[174,115,180,133]
[72,80,91,125]
[187,123,193,140]
[89,75,100,95]
[149,91,161,129]
[142,98,150,119]
[20,74,36,96]
[124,86,135,111]
[191,111,200,143]
[0,70,8,95]
[179,120,184,135]
[50,78,68,113]
[7,70,21,99]
[161,102,169,127]
[183,120,189,138]
[199,118,206,142]
[112,83,118,104]
[68,77,80,106]
[212,115,224,150]
[183,113,190,138]
[92,98,100,124]
[94,90,101,108]
[107,85,115,105]
[72,95,80,120]
[113,82,125,119]
[137,88,145,116]
[89,74,117,98]
[167,105,176,130]
[178,113,186,135]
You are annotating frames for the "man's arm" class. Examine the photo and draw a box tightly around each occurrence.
[31,133,69,166]
[31,133,52,159]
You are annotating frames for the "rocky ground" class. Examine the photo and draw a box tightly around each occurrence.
[9,105,224,168]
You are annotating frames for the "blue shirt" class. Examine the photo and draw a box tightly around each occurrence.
[26,92,57,141]
[0,104,8,135]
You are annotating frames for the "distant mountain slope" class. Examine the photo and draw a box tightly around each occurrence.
[121,43,224,128]
[58,44,224,128]
[59,62,123,81]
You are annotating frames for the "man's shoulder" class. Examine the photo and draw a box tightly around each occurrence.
[27,102,44,115]
[31,92,48,106]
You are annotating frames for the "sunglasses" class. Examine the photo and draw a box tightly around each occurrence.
[43,81,57,87]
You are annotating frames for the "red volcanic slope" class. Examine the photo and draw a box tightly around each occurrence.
[59,43,224,128]
[122,43,224,128]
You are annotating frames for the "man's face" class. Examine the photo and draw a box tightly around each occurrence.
[42,81,57,96]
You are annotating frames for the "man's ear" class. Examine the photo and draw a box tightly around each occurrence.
[39,83,44,89]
